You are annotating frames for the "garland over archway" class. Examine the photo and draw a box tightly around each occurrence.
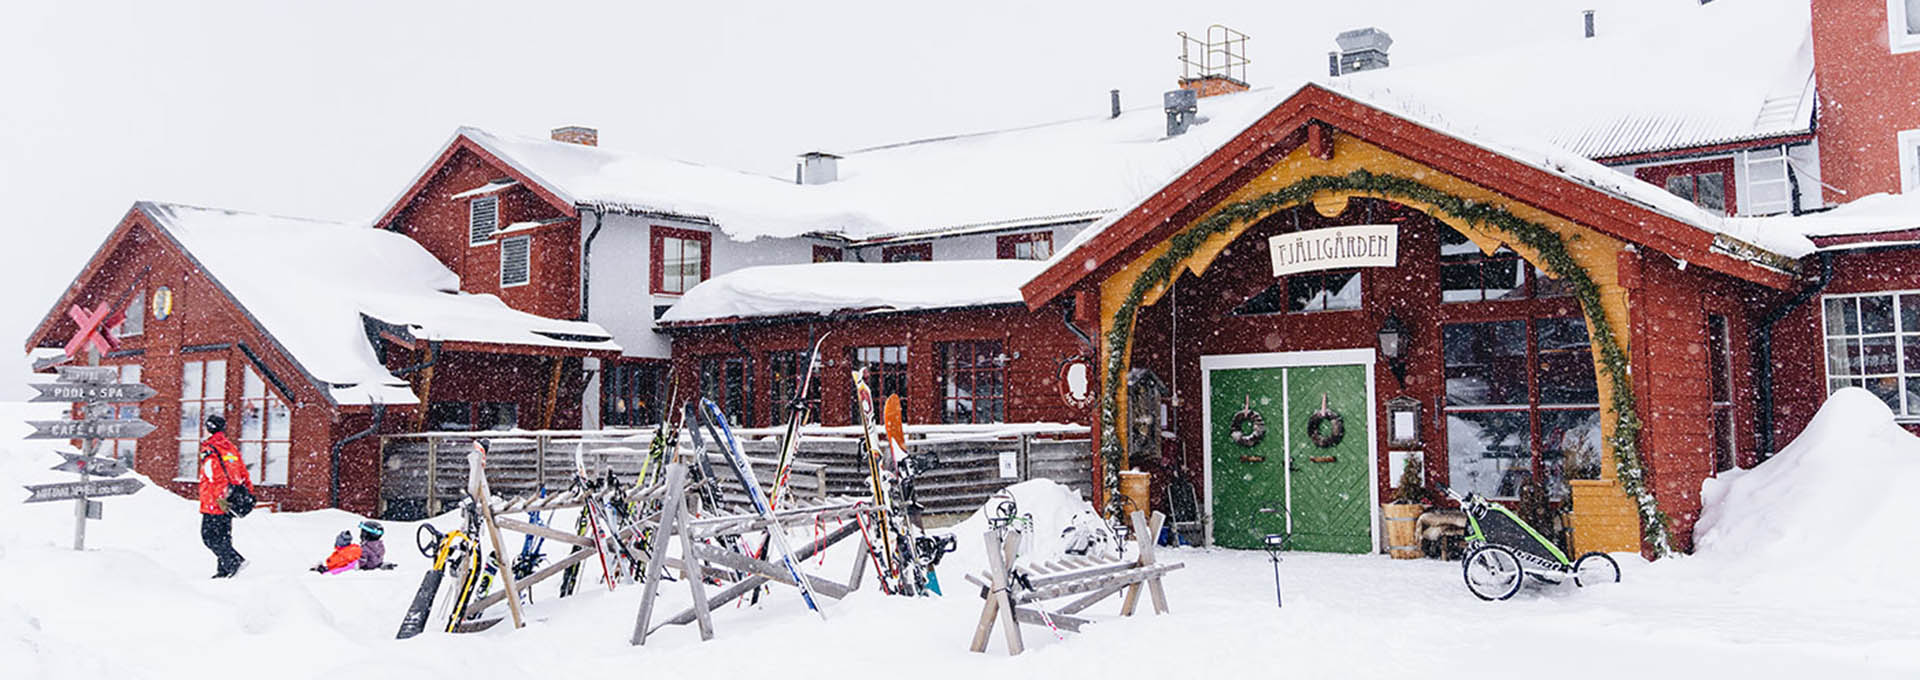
[1099,169,1672,555]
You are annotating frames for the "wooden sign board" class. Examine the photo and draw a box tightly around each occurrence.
[55,366,120,385]
[22,478,144,503]
[28,418,156,441]
[30,382,156,404]
[50,451,129,477]
[1268,224,1398,277]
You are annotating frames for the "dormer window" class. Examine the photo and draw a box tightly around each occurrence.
[997,231,1054,260]
[469,196,499,245]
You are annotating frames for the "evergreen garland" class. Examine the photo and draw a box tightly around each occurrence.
[1097,169,1672,555]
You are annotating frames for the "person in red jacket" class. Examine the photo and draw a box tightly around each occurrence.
[197,413,253,578]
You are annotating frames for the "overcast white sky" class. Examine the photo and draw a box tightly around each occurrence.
[0,0,1679,395]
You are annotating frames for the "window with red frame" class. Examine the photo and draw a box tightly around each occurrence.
[1635,158,1735,215]
[937,340,1006,423]
[812,245,843,262]
[850,345,908,421]
[1707,314,1737,474]
[996,232,1053,260]
[699,355,752,426]
[882,243,932,263]
[651,226,712,294]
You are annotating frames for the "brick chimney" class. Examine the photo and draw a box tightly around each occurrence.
[551,126,598,146]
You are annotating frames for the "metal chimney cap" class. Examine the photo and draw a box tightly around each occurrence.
[798,151,842,159]
[1164,88,1198,110]
[1335,27,1393,53]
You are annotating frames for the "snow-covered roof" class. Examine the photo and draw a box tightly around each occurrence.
[656,260,1047,325]
[1338,0,1814,159]
[139,202,619,405]
[1729,191,1920,250]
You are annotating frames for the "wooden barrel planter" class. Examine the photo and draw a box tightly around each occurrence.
[1382,502,1424,559]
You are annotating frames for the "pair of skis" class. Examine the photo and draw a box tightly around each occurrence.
[695,396,824,617]
[852,371,953,596]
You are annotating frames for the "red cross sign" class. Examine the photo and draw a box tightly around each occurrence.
[63,303,124,358]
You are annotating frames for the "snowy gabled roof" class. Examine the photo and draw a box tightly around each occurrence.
[138,202,620,406]
[1338,0,1815,160]
[1043,79,1818,289]
[655,260,1048,326]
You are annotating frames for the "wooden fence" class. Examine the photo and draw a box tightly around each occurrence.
[377,423,1093,521]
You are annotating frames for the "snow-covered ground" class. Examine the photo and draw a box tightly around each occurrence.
[2,397,1916,679]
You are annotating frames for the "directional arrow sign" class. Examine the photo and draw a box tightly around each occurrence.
[29,382,156,404]
[27,418,156,441]
[55,366,119,384]
[50,451,129,477]
[22,478,144,503]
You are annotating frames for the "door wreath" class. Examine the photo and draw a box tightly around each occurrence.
[1308,392,1344,448]
[1229,396,1266,448]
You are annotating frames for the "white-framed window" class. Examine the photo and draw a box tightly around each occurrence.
[238,367,291,486]
[1891,0,1920,54]
[177,358,227,480]
[500,235,531,287]
[103,364,142,465]
[1822,291,1920,417]
[469,196,499,245]
[117,291,144,337]
[1899,129,1920,192]
[1739,147,1792,216]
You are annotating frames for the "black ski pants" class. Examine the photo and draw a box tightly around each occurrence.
[201,512,245,576]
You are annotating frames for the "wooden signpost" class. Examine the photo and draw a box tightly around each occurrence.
[25,303,153,550]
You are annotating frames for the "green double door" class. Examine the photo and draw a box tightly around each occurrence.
[1209,362,1372,553]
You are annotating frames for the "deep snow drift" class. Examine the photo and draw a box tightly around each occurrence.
[2,395,1917,679]
[1693,387,1920,596]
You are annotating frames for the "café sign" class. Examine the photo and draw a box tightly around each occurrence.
[1267,224,1398,277]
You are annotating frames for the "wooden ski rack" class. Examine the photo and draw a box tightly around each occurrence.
[628,461,886,645]
[965,510,1182,655]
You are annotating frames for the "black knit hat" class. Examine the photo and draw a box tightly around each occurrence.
[205,413,226,434]
[335,530,353,548]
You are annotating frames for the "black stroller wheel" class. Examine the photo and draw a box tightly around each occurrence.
[1463,545,1524,601]
[1573,551,1621,587]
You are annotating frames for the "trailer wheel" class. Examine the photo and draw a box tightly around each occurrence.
[1574,551,1621,587]
[1463,545,1523,601]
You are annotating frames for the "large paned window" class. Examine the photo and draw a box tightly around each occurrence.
[1443,317,1600,500]
[699,356,751,426]
[602,363,664,427]
[239,367,292,485]
[177,359,227,480]
[1439,229,1567,303]
[102,364,142,465]
[768,349,824,426]
[850,345,908,422]
[117,292,144,337]
[937,340,1006,424]
[1231,270,1363,315]
[1822,292,1920,416]
[1707,314,1737,473]
[652,226,711,295]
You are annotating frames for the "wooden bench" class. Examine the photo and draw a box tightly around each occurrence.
[965,510,1183,655]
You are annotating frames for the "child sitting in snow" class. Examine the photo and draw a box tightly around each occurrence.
[313,530,362,574]
[356,520,391,570]
[311,521,394,573]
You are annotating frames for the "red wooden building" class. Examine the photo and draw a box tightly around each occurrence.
[24,202,618,514]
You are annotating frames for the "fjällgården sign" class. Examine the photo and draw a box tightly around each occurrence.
[1267,224,1398,277]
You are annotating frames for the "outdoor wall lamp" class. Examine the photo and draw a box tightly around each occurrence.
[1377,312,1410,387]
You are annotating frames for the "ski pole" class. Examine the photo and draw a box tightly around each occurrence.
[1264,533,1286,608]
